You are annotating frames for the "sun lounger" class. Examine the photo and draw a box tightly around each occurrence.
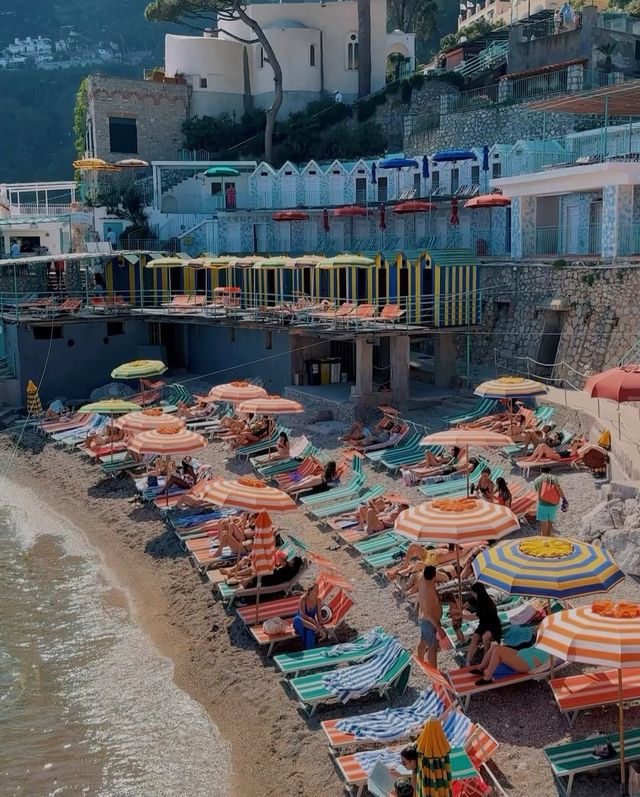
[544,727,640,797]
[366,432,421,464]
[419,463,500,500]
[368,303,406,326]
[288,641,411,715]
[235,574,336,628]
[448,398,501,427]
[345,303,377,324]
[381,444,448,474]
[300,471,365,510]
[51,416,104,444]
[311,485,386,523]
[41,412,92,434]
[337,744,477,797]
[517,452,581,477]
[274,628,390,677]
[321,684,452,750]
[549,667,640,726]
[503,424,568,458]
[248,590,355,655]
[311,301,354,322]
[234,427,286,460]
[210,556,308,608]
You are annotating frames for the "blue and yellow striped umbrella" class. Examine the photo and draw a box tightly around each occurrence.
[472,536,624,600]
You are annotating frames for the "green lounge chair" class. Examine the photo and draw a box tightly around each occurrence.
[274,629,389,677]
[162,383,193,407]
[366,432,421,464]
[300,472,365,510]
[288,648,411,715]
[544,727,640,797]
[380,445,446,474]
[257,445,317,478]
[311,485,386,522]
[447,398,500,426]
[352,532,403,557]
[234,426,288,459]
[420,464,504,500]
[418,461,488,499]
[362,542,410,572]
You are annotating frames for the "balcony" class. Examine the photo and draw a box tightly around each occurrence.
[618,223,640,256]
[524,223,602,257]
[160,192,227,214]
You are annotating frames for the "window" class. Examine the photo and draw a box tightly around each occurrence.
[431,170,440,189]
[199,76,208,88]
[106,321,125,336]
[413,172,421,196]
[108,117,137,154]
[310,44,316,67]
[471,165,480,184]
[211,182,222,196]
[450,168,459,194]
[636,40,640,60]
[492,162,502,178]
[377,176,388,202]
[347,34,358,70]
[33,324,63,340]
[148,322,161,345]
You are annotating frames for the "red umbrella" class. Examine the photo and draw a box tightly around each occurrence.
[392,200,437,214]
[378,204,386,230]
[584,364,640,437]
[450,197,459,226]
[333,206,367,217]
[272,210,309,221]
[464,194,511,208]
[322,208,330,232]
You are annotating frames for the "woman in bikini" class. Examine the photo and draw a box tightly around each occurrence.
[471,641,550,686]
[356,500,409,535]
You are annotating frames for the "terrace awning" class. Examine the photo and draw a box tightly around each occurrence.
[528,79,640,116]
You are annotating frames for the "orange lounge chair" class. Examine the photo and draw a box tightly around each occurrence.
[248,589,354,655]
[311,301,354,322]
[549,667,640,726]
[275,457,322,488]
[346,303,377,323]
[235,572,335,625]
[370,303,406,325]
[41,412,92,433]
[517,453,582,477]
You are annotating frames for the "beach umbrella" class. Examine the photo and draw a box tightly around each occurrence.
[237,395,303,416]
[26,379,42,416]
[464,194,511,209]
[197,476,297,512]
[333,206,368,249]
[420,429,512,496]
[128,425,207,456]
[322,208,330,232]
[116,407,185,433]
[415,717,452,797]
[204,166,240,177]
[371,162,377,184]
[251,509,277,622]
[79,399,142,414]
[537,601,640,791]
[115,158,150,168]
[393,200,437,246]
[431,150,478,164]
[111,359,168,406]
[272,210,309,221]
[422,155,429,180]
[475,376,549,435]
[145,256,202,268]
[208,381,267,404]
[584,364,640,438]
[378,157,420,170]
[472,536,624,600]
[317,254,375,269]
[72,158,120,171]
[394,497,519,601]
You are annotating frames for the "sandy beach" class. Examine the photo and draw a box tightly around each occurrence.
[3,400,640,797]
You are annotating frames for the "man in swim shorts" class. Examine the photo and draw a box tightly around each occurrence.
[417,565,443,668]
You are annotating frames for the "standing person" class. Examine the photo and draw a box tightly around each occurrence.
[417,565,443,668]
[534,465,566,536]
[554,7,562,33]
[334,89,343,103]
[106,227,117,250]
[10,239,21,258]
[465,583,502,666]
[225,182,236,210]
[53,258,65,291]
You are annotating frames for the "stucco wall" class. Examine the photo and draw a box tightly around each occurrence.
[87,75,189,163]
[185,324,292,392]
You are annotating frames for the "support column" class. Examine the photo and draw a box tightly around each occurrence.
[390,335,410,408]
[352,337,375,406]
[511,195,536,259]
[434,331,458,389]
[602,185,633,259]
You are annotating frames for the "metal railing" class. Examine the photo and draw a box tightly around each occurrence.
[524,223,602,257]
[9,203,74,216]
[160,192,229,214]
[448,84,499,113]
[598,12,640,34]
[618,223,640,257]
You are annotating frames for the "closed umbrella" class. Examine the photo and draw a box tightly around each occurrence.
[251,509,277,622]
[379,204,386,231]
[481,145,490,191]
[208,381,267,404]
[472,536,624,600]
[422,155,430,180]
[449,198,459,226]
[197,476,297,513]
[111,359,168,406]
[395,496,519,600]
[26,380,42,416]
[420,429,512,496]
[371,162,377,185]
[537,601,640,791]
[584,364,640,437]
[322,208,330,232]
[415,717,452,797]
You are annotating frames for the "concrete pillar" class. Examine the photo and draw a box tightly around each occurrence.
[602,184,633,259]
[390,335,410,408]
[352,337,376,405]
[510,195,535,259]
[440,93,453,116]
[434,331,459,389]
[567,64,584,93]
[498,77,511,104]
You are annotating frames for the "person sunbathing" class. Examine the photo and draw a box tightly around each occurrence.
[230,415,273,448]
[401,447,462,484]
[176,399,216,420]
[519,424,554,451]
[284,460,342,495]
[358,424,404,452]
[217,520,255,557]
[341,420,369,443]
[471,467,495,501]
[352,421,392,449]
[520,437,586,464]
[86,424,123,450]
[267,431,290,461]
[355,499,409,535]
[471,641,550,685]
[458,401,522,429]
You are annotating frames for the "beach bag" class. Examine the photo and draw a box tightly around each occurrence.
[539,478,561,505]
[263,617,287,636]
[597,429,611,450]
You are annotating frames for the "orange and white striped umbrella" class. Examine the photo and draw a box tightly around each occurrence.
[195,476,297,512]
[394,497,520,545]
[420,430,512,448]
[128,425,207,456]
[536,602,640,669]
[474,376,548,400]
[251,510,277,576]
[116,408,185,433]
[237,396,304,416]
[208,381,267,404]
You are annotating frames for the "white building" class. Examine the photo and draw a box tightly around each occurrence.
[164,0,415,117]
[4,36,53,57]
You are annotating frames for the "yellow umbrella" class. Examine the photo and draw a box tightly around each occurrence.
[416,717,452,797]
[26,380,42,416]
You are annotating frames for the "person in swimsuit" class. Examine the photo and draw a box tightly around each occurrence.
[417,565,444,668]
[472,467,495,501]
[494,477,512,507]
[292,583,327,649]
[471,642,550,685]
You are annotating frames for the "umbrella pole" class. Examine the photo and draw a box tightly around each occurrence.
[456,545,463,606]
[618,407,622,440]
[255,576,262,625]
[466,444,470,497]
[619,668,626,793]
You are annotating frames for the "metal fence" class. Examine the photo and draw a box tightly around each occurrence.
[524,223,602,257]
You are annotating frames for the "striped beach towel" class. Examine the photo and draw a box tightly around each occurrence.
[354,747,405,776]
[336,689,446,742]
[327,627,387,658]
[442,710,473,748]
[322,638,403,703]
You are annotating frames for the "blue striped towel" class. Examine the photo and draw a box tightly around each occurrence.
[326,628,387,658]
[442,710,472,748]
[354,748,405,776]
[322,638,403,703]
[336,689,445,742]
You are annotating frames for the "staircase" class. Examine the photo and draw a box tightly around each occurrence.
[455,41,509,80]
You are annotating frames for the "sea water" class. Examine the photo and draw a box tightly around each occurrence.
[0,479,231,797]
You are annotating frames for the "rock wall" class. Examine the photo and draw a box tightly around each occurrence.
[468,263,640,383]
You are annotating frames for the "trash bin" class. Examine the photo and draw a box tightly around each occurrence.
[328,358,341,384]
[320,360,332,385]
[306,359,320,386]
